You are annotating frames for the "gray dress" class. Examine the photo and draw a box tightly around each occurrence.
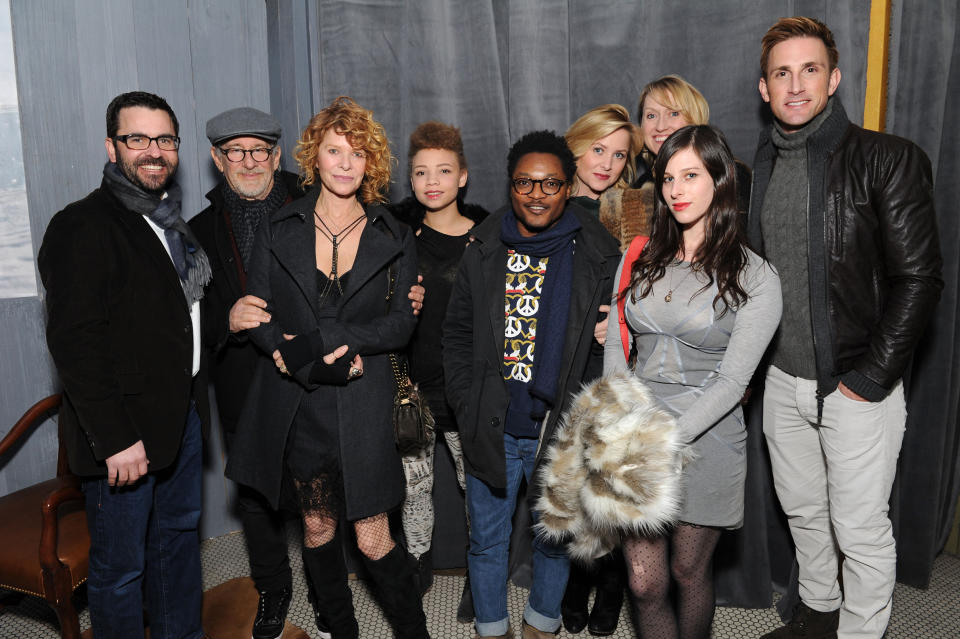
[604,250,781,528]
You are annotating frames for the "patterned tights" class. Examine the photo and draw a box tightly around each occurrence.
[622,523,722,639]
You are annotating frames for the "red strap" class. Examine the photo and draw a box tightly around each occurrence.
[617,235,649,362]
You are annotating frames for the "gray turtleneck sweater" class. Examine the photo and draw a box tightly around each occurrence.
[760,99,834,379]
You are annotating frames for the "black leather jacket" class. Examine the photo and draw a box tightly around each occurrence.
[748,99,942,402]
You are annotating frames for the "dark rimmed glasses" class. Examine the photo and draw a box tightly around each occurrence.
[511,177,566,196]
[114,134,180,151]
[219,146,276,163]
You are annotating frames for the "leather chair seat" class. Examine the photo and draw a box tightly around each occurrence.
[0,476,89,597]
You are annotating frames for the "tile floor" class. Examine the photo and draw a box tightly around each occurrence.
[2,526,959,638]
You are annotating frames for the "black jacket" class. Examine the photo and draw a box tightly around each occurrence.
[224,187,418,516]
[189,171,303,434]
[748,99,942,400]
[38,182,210,476]
[442,203,621,489]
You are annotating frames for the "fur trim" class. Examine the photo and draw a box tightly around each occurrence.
[535,372,689,561]
[386,196,489,230]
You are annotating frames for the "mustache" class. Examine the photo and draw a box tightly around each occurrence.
[134,157,174,170]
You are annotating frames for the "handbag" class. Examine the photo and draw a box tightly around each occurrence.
[386,256,434,454]
[388,352,434,455]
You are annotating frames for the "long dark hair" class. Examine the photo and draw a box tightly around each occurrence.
[624,125,748,313]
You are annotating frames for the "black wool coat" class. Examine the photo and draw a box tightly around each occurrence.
[189,171,303,435]
[225,187,418,518]
[442,203,621,490]
[38,182,211,477]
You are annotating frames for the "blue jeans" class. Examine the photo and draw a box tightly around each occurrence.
[82,403,203,639]
[466,433,570,636]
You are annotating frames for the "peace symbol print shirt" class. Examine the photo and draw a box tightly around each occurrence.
[503,249,549,437]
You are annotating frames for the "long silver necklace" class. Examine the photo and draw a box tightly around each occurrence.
[313,208,365,296]
[664,260,696,303]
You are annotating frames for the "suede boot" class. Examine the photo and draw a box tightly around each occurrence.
[302,535,359,639]
[759,602,839,639]
[587,552,624,636]
[561,562,591,633]
[361,544,430,638]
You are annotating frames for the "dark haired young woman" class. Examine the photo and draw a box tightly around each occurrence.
[604,125,781,639]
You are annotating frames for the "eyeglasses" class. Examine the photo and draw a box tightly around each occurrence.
[114,134,180,151]
[219,146,276,163]
[510,177,566,196]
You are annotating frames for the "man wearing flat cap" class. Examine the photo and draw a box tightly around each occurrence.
[190,107,304,639]
[193,109,426,638]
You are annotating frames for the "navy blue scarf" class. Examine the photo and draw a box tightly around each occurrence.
[500,207,580,423]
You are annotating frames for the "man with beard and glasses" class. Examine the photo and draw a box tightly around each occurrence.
[190,107,425,639]
[38,91,211,639]
[189,107,301,639]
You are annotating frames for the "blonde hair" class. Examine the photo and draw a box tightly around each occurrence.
[294,96,393,204]
[565,104,642,193]
[636,75,710,166]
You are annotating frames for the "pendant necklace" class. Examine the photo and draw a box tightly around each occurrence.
[314,207,366,296]
[664,261,695,303]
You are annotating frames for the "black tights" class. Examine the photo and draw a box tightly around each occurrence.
[622,523,722,639]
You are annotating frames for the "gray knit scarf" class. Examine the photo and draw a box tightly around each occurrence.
[102,162,211,305]
[221,171,289,269]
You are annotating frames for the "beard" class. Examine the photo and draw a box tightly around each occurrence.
[115,148,178,193]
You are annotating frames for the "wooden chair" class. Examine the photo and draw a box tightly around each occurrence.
[0,394,89,638]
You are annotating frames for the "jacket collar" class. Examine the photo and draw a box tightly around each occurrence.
[99,182,191,315]
[265,186,403,319]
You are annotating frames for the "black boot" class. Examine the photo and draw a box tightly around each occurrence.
[562,562,591,634]
[456,568,474,623]
[361,544,430,639]
[413,549,434,595]
[587,552,624,636]
[302,534,359,639]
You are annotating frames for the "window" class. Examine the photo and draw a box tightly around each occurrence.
[0,0,37,298]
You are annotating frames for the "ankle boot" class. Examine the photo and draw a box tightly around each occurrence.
[561,562,591,633]
[456,568,474,623]
[361,544,430,638]
[302,535,359,639]
[587,552,624,636]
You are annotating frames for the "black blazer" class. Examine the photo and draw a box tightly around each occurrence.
[225,187,418,517]
[38,182,210,477]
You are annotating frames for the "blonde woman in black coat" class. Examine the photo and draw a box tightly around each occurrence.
[226,97,427,639]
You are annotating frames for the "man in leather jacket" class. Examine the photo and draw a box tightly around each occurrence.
[749,18,942,639]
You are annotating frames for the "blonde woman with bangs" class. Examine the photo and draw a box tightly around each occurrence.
[560,104,645,635]
[226,96,429,638]
[637,75,751,210]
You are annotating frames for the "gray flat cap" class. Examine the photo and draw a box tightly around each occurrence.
[206,107,282,145]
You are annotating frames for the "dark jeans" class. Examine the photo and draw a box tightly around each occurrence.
[82,403,203,639]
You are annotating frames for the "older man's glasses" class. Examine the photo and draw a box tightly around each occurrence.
[219,146,276,163]
[114,134,180,151]
[511,177,566,196]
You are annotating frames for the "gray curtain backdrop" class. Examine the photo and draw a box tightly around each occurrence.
[2,0,957,605]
